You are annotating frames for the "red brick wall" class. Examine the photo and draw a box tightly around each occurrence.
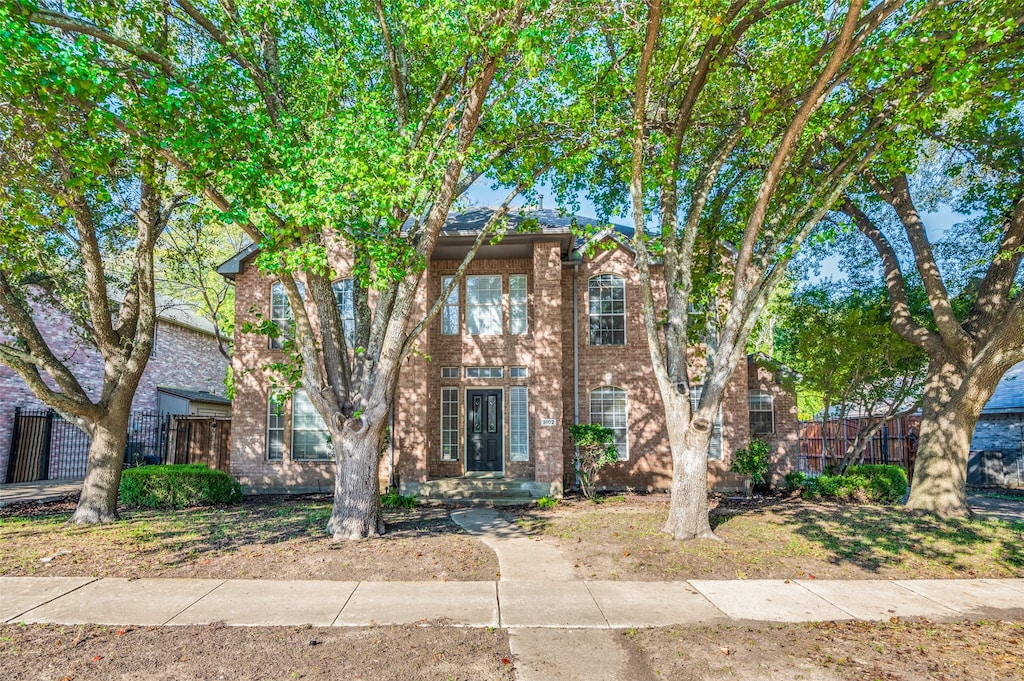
[747,355,800,486]
[1,297,228,482]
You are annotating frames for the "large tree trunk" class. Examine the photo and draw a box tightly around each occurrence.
[70,403,132,524]
[327,412,387,540]
[905,358,1000,516]
[663,415,718,541]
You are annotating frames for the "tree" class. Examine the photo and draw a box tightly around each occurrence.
[8,1,613,537]
[775,284,927,472]
[576,0,1019,540]
[839,101,1024,515]
[0,31,177,522]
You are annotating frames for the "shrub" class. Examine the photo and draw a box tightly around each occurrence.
[569,423,619,498]
[845,464,908,503]
[794,464,908,504]
[380,491,417,509]
[536,496,558,509]
[731,439,771,486]
[119,464,242,509]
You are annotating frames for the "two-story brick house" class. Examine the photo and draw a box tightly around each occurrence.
[220,208,798,497]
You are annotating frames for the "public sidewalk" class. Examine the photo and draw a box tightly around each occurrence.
[2,575,1022,628]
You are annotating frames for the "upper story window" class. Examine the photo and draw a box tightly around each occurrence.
[270,282,290,349]
[466,275,502,335]
[509,274,527,334]
[441,276,459,335]
[590,386,628,460]
[749,390,775,435]
[332,279,356,348]
[589,274,625,345]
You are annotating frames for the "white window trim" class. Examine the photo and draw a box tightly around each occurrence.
[588,274,626,346]
[466,274,503,335]
[291,390,332,461]
[510,386,529,462]
[441,276,459,336]
[440,387,459,461]
[510,274,528,335]
[267,392,285,461]
[589,385,628,461]
[749,390,775,435]
[332,279,356,348]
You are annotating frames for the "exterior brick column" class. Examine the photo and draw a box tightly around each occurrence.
[531,241,564,493]
[395,275,430,486]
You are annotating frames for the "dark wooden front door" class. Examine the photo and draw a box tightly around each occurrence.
[466,389,503,473]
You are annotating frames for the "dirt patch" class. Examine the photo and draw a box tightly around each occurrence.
[624,618,1024,680]
[0,622,514,681]
[508,493,1024,580]
[0,495,499,581]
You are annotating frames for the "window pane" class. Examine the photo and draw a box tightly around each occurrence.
[749,391,774,435]
[441,388,459,461]
[467,275,502,335]
[292,390,332,460]
[588,275,625,346]
[332,280,356,347]
[510,274,527,335]
[510,387,528,461]
[442,276,459,335]
[590,387,628,460]
[267,392,285,461]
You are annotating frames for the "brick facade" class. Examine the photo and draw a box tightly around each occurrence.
[0,297,229,482]
[227,230,800,496]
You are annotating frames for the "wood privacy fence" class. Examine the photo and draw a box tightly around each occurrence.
[4,408,231,484]
[798,415,920,478]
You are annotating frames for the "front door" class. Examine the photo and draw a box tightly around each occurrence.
[466,389,503,473]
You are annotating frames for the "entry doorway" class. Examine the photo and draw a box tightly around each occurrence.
[466,389,503,473]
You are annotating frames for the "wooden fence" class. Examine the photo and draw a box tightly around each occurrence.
[798,414,920,477]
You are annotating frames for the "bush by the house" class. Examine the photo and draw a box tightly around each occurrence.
[119,464,242,509]
[731,439,771,487]
[380,490,417,509]
[569,423,619,498]
[785,464,907,504]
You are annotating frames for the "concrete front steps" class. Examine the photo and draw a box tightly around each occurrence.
[403,478,549,506]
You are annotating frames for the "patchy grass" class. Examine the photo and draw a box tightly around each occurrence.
[0,495,498,581]
[510,494,1024,580]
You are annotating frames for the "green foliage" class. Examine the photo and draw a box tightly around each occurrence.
[119,465,243,509]
[380,491,417,509]
[569,423,619,499]
[536,496,559,509]
[731,440,771,486]
[787,465,908,504]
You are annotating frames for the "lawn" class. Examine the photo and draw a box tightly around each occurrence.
[508,494,1024,581]
[0,494,498,581]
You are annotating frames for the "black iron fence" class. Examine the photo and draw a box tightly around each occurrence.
[4,408,230,484]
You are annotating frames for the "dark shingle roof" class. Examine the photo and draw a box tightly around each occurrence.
[157,386,232,405]
[983,361,1024,414]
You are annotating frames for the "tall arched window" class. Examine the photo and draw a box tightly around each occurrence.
[589,275,625,345]
[590,386,628,460]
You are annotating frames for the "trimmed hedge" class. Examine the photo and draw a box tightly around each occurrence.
[119,464,243,509]
[786,464,908,504]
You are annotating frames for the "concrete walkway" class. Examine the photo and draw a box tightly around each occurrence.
[0,480,81,507]
[3,576,1022,628]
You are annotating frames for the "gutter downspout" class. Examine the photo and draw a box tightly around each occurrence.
[563,254,582,491]
[388,404,396,491]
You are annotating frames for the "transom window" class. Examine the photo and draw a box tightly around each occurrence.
[441,367,459,379]
[332,279,356,348]
[465,367,503,379]
[510,367,528,379]
[589,274,625,345]
[590,386,628,460]
[466,275,503,335]
[291,390,332,461]
[749,391,775,435]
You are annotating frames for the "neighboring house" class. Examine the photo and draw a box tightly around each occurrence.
[0,292,231,482]
[220,208,800,497]
[968,360,1024,487]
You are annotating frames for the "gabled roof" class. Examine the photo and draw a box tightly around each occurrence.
[216,208,635,279]
[983,361,1024,414]
[157,386,232,405]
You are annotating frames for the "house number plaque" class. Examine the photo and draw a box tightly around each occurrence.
[540,418,557,427]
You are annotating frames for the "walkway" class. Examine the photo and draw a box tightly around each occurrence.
[0,480,81,507]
